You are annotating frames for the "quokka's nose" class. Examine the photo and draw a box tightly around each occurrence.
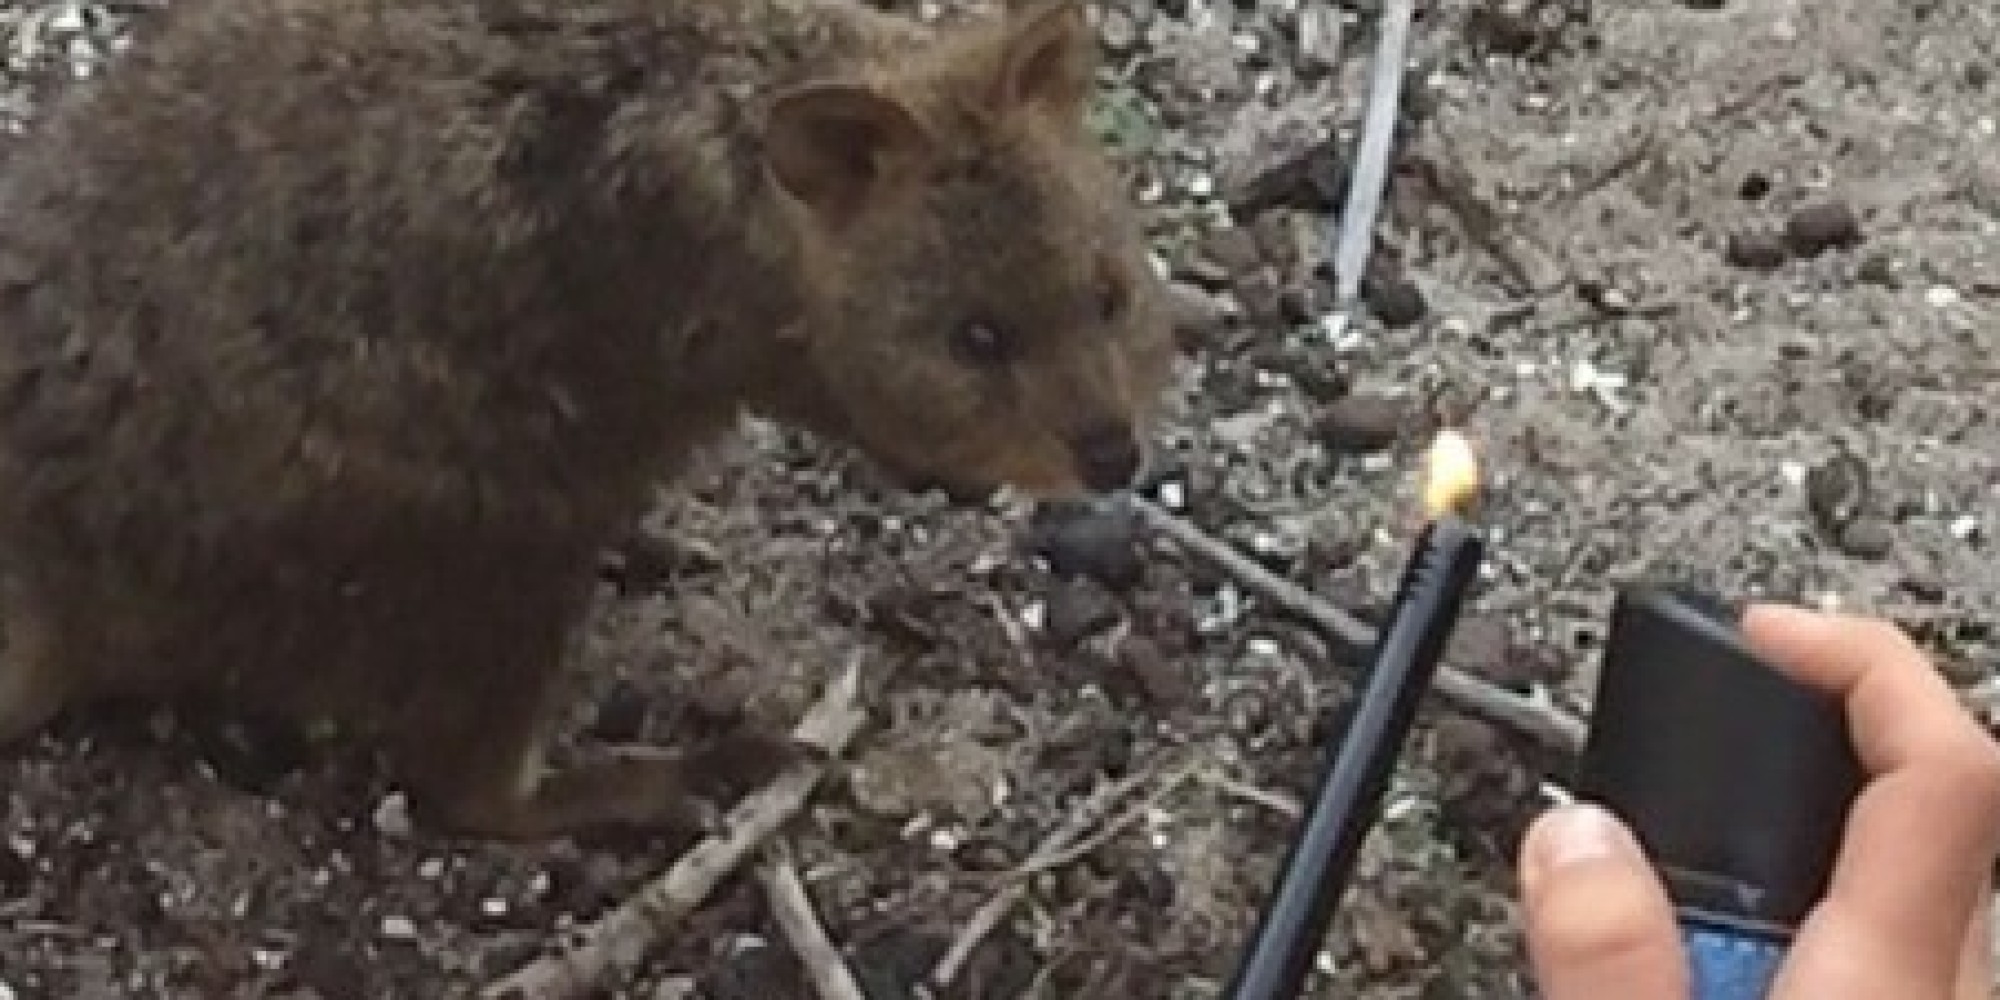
[1071,422,1142,493]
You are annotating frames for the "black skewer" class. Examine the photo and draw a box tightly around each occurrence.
[1222,512,1485,1000]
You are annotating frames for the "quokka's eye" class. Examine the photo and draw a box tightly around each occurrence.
[952,319,1015,366]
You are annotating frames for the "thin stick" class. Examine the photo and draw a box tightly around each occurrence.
[926,763,1189,991]
[1201,770,1304,821]
[1327,0,1419,321]
[1138,498,1375,650]
[1133,498,1587,751]
[482,656,869,1000]
[1223,515,1481,1000]
[757,846,867,1000]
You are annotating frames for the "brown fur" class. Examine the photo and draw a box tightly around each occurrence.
[0,0,1173,839]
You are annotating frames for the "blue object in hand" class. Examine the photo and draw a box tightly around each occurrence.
[1682,919,1786,1000]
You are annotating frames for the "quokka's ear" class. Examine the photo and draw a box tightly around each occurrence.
[764,82,931,225]
[989,0,1094,119]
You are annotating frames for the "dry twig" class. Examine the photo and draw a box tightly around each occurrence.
[1199,768,1304,821]
[1132,498,1588,752]
[1405,129,1566,295]
[482,656,869,1000]
[926,761,1195,992]
[757,845,867,1000]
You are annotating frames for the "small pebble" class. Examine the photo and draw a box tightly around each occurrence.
[1937,653,1990,689]
[1724,229,1789,270]
[848,930,957,1000]
[1855,251,1900,287]
[588,679,650,743]
[1432,713,1506,764]
[1925,285,1962,309]
[1361,271,1428,328]
[927,824,969,853]
[1852,385,1894,421]
[1025,501,1146,590]
[1117,635,1197,706]
[705,936,801,1000]
[1040,577,1122,648]
[1275,284,1317,326]
[651,977,699,1000]
[1314,392,1408,455]
[1835,518,1894,560]
[1804,452,1868,531]
[1464,4,1542,56]
[1249,345,1350,401]
[1195,225,1263,283]
[372,793,413,840]
[1576,277,1638,314]
[1783,200,1863,257]
[1096,7,1139,53]
[1134,456,1190,508]
[1898,575,1947,604]
[1017,599,1046,632]
[1296,3,1342,73]
[1444,615,1549,690]
[1229,269,1286,329]
[1224,139,1350,218]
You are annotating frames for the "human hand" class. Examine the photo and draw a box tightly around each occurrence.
[1517,603,2000,1000]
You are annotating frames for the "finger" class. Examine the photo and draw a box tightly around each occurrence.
[1741,604,1998,776]
[1773,877,1986,1000]
[1744,605,2000,989]
[1773,880,1997,1000]
[1519,803,1688,1000]
[1774,834,1992,1000]
[1954,883,1993,1000]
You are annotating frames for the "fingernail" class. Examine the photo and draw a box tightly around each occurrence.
[1528,803,1637,876]
[1659,584,1745,628]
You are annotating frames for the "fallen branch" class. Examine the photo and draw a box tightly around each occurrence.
[757,845,866,1000]
[483,655,869,1000]
[1132,498,1588,752]
[927,761,1194,992]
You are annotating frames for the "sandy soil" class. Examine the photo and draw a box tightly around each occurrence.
[1,0,1995,997]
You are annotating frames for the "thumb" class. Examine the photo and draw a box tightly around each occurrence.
[1519,802,1690,1000]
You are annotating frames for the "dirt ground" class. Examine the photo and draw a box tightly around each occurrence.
[1,0,1996,997]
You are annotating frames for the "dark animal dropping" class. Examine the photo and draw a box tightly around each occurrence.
[1784,200,1863,257]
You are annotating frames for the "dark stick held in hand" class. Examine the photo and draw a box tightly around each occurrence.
[1222,432,1487,1000]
